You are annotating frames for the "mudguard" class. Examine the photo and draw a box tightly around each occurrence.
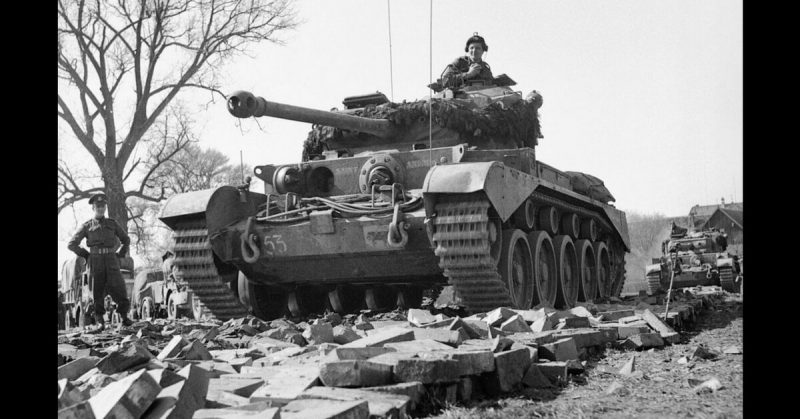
[645,263,662,275]
[422,161,538,221]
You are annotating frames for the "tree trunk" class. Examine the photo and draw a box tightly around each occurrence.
[105,171,128,228]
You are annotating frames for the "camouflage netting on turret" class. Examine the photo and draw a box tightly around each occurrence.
[303,97,542,161]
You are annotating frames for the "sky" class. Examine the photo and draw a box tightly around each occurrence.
[58,0,743,274]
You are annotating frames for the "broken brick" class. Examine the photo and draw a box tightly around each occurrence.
[622,333,665,350]
[302,323,335,345]
[499,314,533,333]
[157,335,189,361]
[95,341,154,375]
[181,340,213,361]
[539,338,579,361]
[88,369,160,418]
[522,364,555,388]
[640,309,681,344]
[487,347,531,393]
[394,357,460,384]
[319,360,394,387]
[59,378,89,410]
[299,386,410,419]
[332,325,362,345]
[59,356,102,381]
[484,307,516,327]
[410,327,464,346]
[279,398,369,419]
[339,328,414,348]
[536,361,569,383]
[407,309,436,327]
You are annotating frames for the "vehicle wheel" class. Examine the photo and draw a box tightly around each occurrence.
[593,242,611,299]
[365,286,396,311]
[238,272,287,320]
[328,285,364,314]
[498,229,535,309]
[538,206,559,236]
[397,286,423,309]
[167,293,178,320]
[646,272,663,295]
[574,239,597,303]
[191,295,206,321]
[288,287,328,317]
[719,266,737,292]
[528,231,558,307]
[553,235,580,309]
[560,213,580,239]
[140,297,155,320]
[579,218,598,242]
[512,199,536,231]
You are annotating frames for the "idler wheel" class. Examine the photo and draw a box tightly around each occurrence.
[365,286,397,311]
[538,206,559,236]
[498,229,535,309]
[593,241,611,299]
[574,239,598,303]
[560,213,580,239]
[238,272,287,320]
[528,231,558,307]
[553,235,580,309]
[328,285,364,314]
[397,286,423,309]
[288,287,328,317]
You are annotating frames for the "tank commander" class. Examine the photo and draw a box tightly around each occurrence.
[67,193,133,330]
[441,33,494,88]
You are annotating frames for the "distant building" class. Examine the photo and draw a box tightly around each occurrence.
[688,198,743,230]
[702,207,743,256]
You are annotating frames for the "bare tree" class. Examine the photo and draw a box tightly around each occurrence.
[58,0,298,225]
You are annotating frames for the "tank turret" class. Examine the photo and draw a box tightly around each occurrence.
[227,90,397,138]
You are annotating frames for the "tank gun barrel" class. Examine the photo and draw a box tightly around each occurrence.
[228,90,396,138]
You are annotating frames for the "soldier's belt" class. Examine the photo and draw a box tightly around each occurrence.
[90,247,116,254]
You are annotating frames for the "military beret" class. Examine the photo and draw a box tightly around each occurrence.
[464,33,488,52]
[88,193,108,205]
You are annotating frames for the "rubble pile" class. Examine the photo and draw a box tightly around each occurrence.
[57,287,725,418]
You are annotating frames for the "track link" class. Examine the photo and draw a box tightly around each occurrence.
[173,224,249,321]
[719,266,737,292]
[432,196,512,313]
[646,272,662,295]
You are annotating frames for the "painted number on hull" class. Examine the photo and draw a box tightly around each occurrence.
[263,235,287,256]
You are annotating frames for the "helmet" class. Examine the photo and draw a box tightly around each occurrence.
[464,32,488,52]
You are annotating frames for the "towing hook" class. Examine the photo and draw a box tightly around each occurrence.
[387,204,409,248]
[241,216,261,263]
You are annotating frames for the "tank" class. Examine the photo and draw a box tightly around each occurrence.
[158,75,631,320]
[646,227,740,295]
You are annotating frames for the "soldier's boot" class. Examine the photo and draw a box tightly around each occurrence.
[93,314,106,332]
[119,313,134,327]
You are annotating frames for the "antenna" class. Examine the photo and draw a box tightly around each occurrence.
[427,0,433,166]
[386,0,395,101]
[240,150,245,183]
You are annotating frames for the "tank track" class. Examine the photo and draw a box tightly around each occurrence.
[432,196,513,313]
[719,266,737,292]
[646,272,662,295]
[173,222,249,321]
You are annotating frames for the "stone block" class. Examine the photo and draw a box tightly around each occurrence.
[95,341,154,374]
[327,346,396,361]
[302,323,334,345]
[612,325,652,340]
[461,319,490,339]
[536,361,568,383]
[181,340,213,361]
[490,336,514,353]
[59,356,102,381]
[194,403,279,418]
[279,398,369,419]
[560,316,591,329]
[409,328,464,346]
[394,357,460,384]
[489,347,531,392]
[88,369,160,418]
[319,360,394,387]
[499,314,533,333]
[484,307,516,327]
[299,386,410,419]
[208,377,265,397]
[205,389,252,408]
[596,309,635,321]
[457,377,475,401]
[368,320,408,330]
[539,338,579,361]
[58,400,96,419]
[59,378,89,410]
[442,349,496,375]
[361,382,425,410]
[339,328,414,348]
[146,368,185,388]
[384,339,454,352]
[249,337,300,353]
[530,316,554,333]
[229,357,254,372]
[640,309,681,344]
[568,306,595,318]
[506,330,557,346]
[333,326,362,345]
[618,315,643,324]
[522,364,556,388]
[510,308,550,324]
[407,309,436,326]
[247,364,320,406]
[622,333,665,350]
[157,335,189,361]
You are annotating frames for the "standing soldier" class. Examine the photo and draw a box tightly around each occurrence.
[67,193,133,330]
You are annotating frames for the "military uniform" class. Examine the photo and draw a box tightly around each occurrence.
[441,56,494,88]
[67,194,131,323]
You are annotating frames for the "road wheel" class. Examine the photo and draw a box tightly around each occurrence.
[528,231,557,307]
[238,272,287,320]
[397,286,423,309]
[140,297,155,320]
[288,287,328,317]
[538,206,559,236]
[575,239,597,303]
[553,235,580,309]
[498,229,535,309]
[593,242,611,299]
[365,286,396,311]
[328,285,364,314]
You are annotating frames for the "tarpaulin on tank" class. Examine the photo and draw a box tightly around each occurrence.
[565,171,616,203]
[303,97,542,160]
